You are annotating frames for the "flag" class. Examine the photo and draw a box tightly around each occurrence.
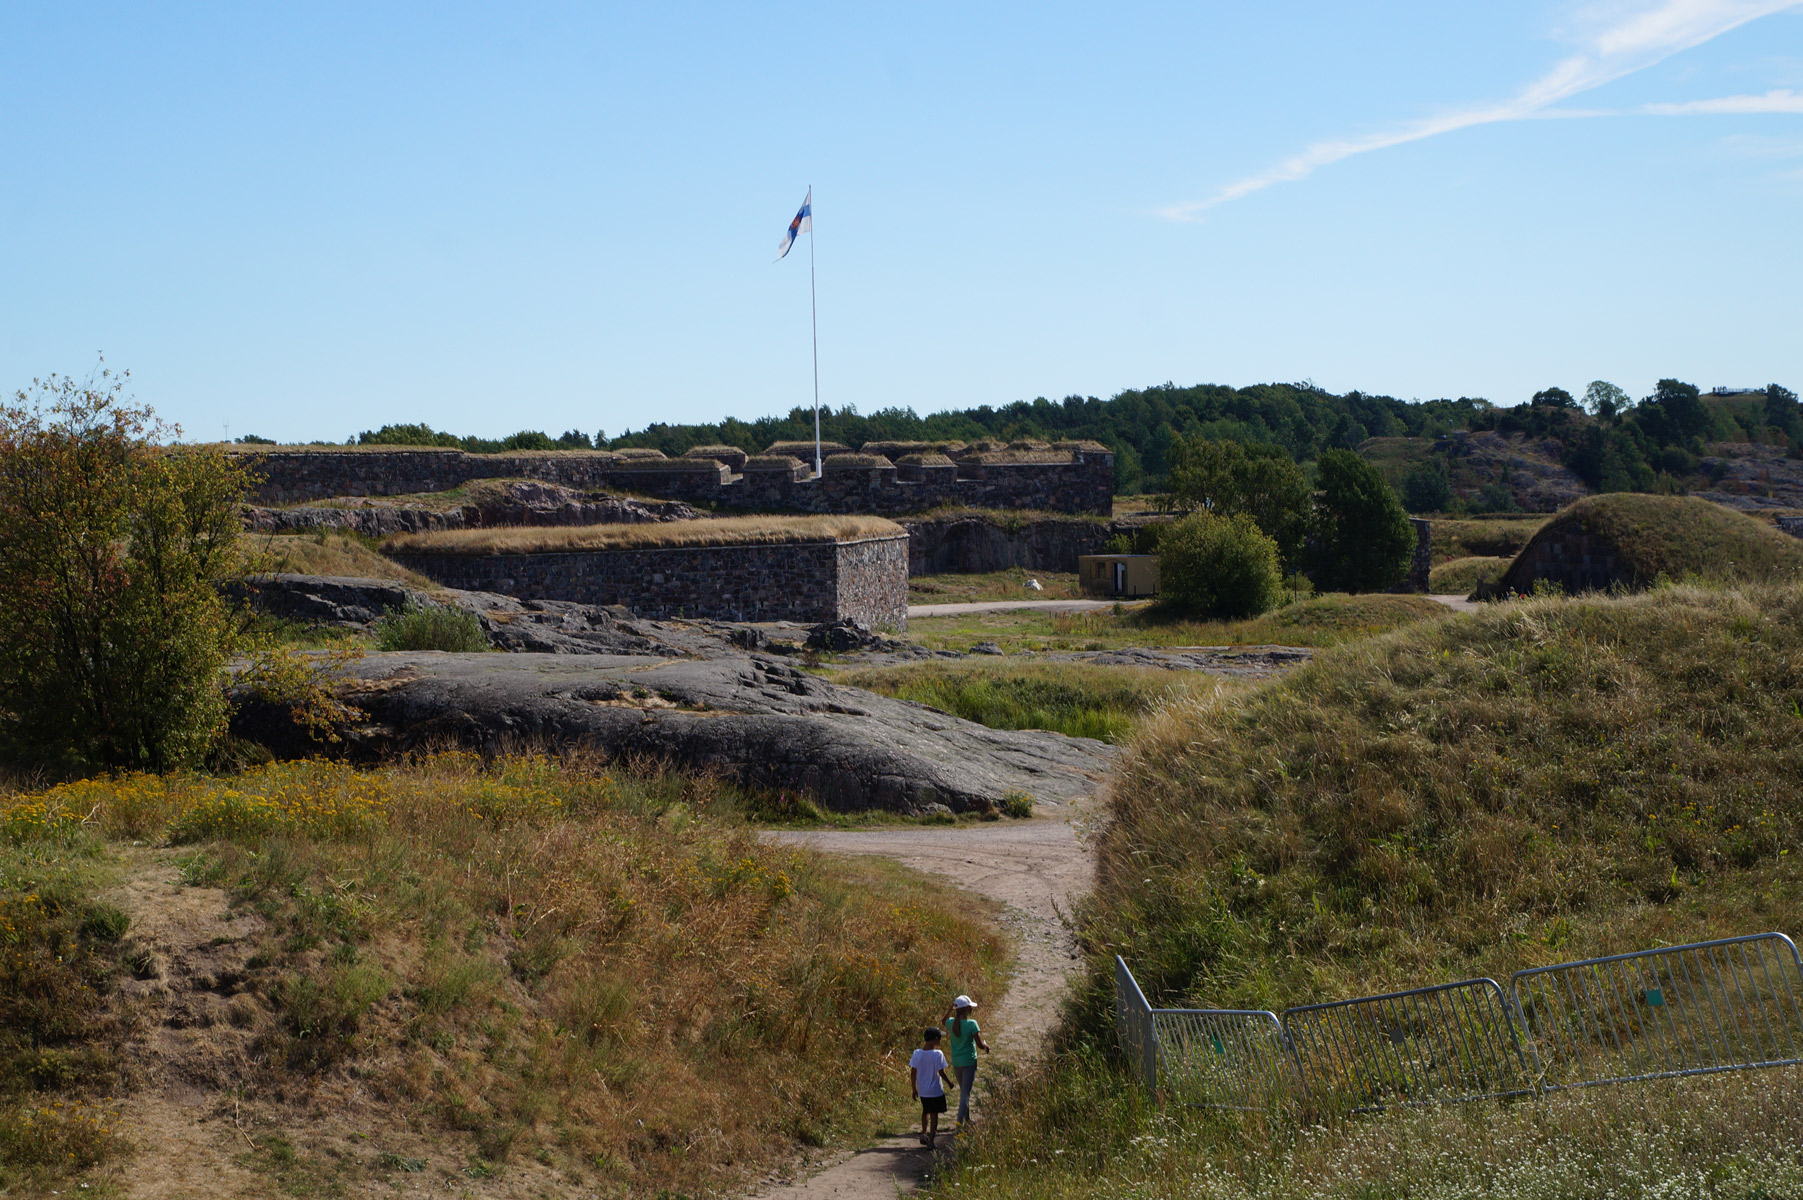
[776,189,811,261]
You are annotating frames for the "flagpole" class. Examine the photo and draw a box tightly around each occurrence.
[808,186,821,477]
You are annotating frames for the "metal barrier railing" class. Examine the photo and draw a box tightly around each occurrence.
[1116,932,1803,1115]
[1114,955,1158,1093]
[1512,932,1803,1090]
[1284,979,1538,1111]
[1152,1008,1293,1111]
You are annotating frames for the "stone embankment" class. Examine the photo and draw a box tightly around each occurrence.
[243,481,698,537]
[231,444,1116,516]
[900,512,1164,574]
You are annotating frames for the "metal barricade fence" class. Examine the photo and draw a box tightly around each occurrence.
[1116,933,1803,1113]
[1511,933,1803,1090]
[1283,979,1538,1111]
[1115,955,1158,1093]
[1151,1009,1293,1111]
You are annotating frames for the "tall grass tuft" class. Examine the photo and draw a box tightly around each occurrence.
[372,601,490,651]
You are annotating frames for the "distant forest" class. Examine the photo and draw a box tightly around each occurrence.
[340,379,1801,496]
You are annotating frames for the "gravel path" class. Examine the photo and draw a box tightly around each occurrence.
[908,599,1118,617]
[749,811,1098,1198]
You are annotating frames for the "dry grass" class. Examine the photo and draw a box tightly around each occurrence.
[948,1056,1803,1200]
[909,570,1084,603]
[383,514,906,556]
[766,440,850,457]
[244,531,437,587]
[941,581,1803,1200]
[962,450,1077,465]
[1,754,1007,1195]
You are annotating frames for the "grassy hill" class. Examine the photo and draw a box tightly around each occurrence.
[943,582,1803,1199]
[0,755,1005,1195]
[1499,493,1803,592]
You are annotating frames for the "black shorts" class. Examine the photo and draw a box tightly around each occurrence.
[919,1094,947,1115]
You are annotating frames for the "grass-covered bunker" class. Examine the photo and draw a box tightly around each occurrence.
[386,515,910,628]
[1494,494,1803,595]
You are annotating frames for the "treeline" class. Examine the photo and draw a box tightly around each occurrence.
[333,378,1800,498]
[1396,380,1803,512]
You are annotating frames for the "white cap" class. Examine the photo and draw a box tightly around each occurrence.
[953,995,977,1009]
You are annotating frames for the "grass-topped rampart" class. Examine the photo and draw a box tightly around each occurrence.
[383,514,905,556]
[942,581,1803,1199]
[1498,493,1803,593]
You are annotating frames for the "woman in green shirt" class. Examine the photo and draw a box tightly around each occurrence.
[940,994,991,1126]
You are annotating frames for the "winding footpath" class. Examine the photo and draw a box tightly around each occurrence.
[752,809,1099,1198]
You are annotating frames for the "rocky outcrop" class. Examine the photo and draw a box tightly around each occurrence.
[242,482,699,538]
[238,574,713,657]
[234,651,1114,815]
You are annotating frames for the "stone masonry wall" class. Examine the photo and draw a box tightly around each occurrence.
[1497,522,1622,595]
[235,448,1114,516]
[391,535,909,628]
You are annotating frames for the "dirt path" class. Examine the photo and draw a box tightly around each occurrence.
[908,599,1117,617]
[753,811,1097,1198]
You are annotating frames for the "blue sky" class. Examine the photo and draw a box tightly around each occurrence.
[2,2,1799,443]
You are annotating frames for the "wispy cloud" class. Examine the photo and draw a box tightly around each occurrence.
[1163,0,1803,220]
[1642,86,1803,111]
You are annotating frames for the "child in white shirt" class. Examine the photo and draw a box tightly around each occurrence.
[908,1028,953,1146]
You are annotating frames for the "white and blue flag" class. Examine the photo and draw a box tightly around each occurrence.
[776,189,812,260]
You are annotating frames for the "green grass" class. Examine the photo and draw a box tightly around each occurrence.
[1501,493,1803,590]
[1428,555,1508,594]
[836,662,1228,744]
[906,594,1451,655]
[940,581,1803,1200]
[1429,515,1547,561]
[908,570,1083,604]
[371,601,491,652]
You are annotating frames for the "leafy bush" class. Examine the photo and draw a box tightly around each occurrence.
[0,368,255,771]
[1308,448,1415,592]
[373,601,490,652]
[1156,511,1282,618]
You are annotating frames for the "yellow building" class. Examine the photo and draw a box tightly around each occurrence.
[1077,554,1159,598]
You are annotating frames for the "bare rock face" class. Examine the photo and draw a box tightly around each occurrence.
[235,651,1114,815]
[238,574,703,656]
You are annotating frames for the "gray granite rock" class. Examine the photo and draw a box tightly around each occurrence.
[234,651,1114,815]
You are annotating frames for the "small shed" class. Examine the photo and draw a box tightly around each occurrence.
[1078,554,1159,598]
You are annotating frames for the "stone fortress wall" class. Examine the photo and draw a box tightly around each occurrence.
[232,441,1115,517]
[391,534,911,630]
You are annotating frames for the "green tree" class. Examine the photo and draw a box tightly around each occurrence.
[0,369,255,771]
[1164,437,1311,566]
[1400,462,1452,513]
[1156,511,1283,619]
[1582,381,1630,420]
[1309,449,1414,592]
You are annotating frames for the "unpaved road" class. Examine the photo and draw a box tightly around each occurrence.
[751,812,1097,1198]
[908,599,1117,617]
